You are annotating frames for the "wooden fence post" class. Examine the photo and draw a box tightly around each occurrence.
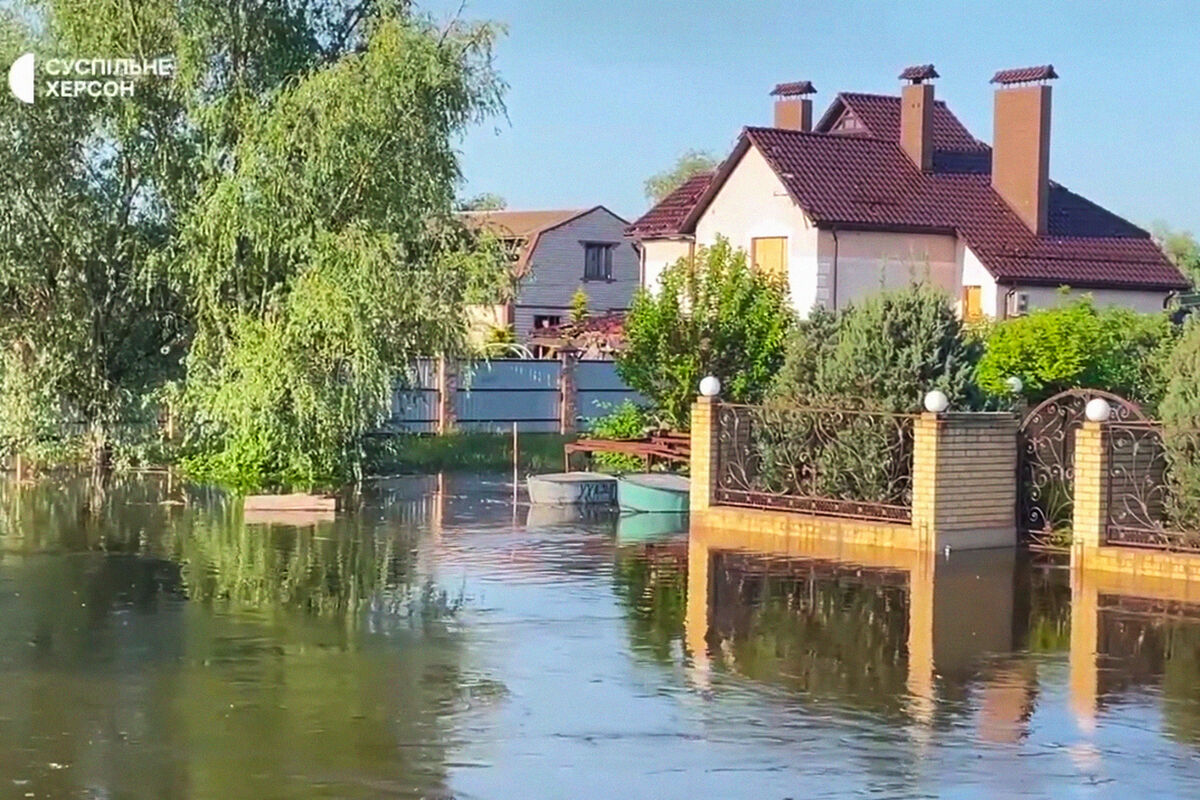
[436,356,457,435]
[558,347,579,435]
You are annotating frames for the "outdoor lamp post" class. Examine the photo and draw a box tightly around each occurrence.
[1085,398,1112,422]
[699,376,721,398]
[923,389,949,414]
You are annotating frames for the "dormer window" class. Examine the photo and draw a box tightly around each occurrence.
[583,242,615,281]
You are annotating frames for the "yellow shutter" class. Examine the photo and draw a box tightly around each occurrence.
[751,237,788,284]
[962,285,983,321]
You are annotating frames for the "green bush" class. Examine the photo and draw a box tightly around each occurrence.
[771,283,982,412]
[1160,318,1200,526]
[617,237,794,430]
[588,400,653,472]
[976,297,1175,409]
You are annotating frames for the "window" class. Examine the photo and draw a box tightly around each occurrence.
[751,237,788,284]
[583,243,614,281]
[533,314,562,330]
[961,285,983,321]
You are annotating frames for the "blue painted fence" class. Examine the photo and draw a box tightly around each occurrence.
[387,358,642,434]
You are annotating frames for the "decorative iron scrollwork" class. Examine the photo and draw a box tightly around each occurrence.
[1106,422,1200,552]
[714,403,914,523]
[1017,389,1145,550]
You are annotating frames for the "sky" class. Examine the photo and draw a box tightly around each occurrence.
[424,0,1200,234]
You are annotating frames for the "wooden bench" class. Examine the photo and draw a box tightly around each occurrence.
[563,433,691,471]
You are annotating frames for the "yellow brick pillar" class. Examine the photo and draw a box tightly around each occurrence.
[1071,420,1108,551]
[911,411,1019,550]
[690,398,718,513]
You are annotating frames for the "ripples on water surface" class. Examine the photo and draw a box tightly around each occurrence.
[0,473,1198,798]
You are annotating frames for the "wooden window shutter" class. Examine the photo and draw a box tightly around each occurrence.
[962,285,983,321]
[751,237,788,284]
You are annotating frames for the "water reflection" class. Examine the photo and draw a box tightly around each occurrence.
[2,474,1200,796]
[0,474,479,799]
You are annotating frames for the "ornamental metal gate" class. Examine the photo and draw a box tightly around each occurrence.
[1017,388,1145,549]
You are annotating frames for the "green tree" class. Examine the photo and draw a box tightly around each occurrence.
[771,284,982,412]
[1159,318,1200,526]
[976,297,1175,408]
[457,192,507,211]
[0,3,189,468]
[1152,222,1200,288]
[569,287,589,324]
[617,238,794,430]
[643,149,718,204]
[173,12,510,490]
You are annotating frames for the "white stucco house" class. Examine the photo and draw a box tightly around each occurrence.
[627,67,1187,320]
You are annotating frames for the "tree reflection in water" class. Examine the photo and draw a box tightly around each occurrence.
[0,473,477,799]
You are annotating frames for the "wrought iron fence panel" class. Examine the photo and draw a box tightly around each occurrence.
[1017,388,1145,550]
[1106,421,1200,552]
[714,403,915,523]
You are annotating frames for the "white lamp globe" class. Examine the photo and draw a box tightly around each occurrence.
[1085,398,1112,422]
[923,390,950,414]
[1005,375,1024,395]
[699,375,721,398]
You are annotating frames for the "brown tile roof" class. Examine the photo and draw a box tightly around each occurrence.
[458,208,587,239]
[625,171,714,238]
[898,64,939,82]
[739,126,1186,290]
[629,91,1186,292]
[818,92,989,153]
[991,65,1058,85]
[771,80,816,97]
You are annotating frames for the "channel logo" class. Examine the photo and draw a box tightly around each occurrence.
[8,53,35,103]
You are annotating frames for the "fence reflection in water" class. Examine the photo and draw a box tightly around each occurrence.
[713,403,915,523]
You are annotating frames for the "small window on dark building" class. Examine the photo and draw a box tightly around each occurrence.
[583,243,614,281]
[533,314,562,330]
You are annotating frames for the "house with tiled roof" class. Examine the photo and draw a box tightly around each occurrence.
[627,66,1188,319]
[459,206,637,342]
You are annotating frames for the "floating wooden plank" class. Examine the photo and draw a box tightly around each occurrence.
[243,493,339,512]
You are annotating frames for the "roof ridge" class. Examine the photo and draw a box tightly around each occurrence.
[744,125,893,143]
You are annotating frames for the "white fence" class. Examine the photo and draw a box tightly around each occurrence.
[387,358,642,434]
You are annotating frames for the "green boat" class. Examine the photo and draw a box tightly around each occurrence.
[617,473,689,513]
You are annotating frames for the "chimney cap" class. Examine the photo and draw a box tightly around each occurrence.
[771,80,816,97]
[991,65,1058,85]
[899,64,939,83]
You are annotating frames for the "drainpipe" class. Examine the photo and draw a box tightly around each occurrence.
[830,227,840,310]
[1164,290,1178,310]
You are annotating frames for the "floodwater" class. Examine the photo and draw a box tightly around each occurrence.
[1,475,1198,798]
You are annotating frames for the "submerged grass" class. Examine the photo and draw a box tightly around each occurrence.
[364,432,573,475]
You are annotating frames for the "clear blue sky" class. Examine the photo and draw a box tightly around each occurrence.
[427,0,1200,233]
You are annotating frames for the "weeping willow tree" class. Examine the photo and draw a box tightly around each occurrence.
[0,1,509,484]
[173,11,509,491]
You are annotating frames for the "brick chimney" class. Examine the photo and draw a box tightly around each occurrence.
[991,65,1058,235]
[899,64,938,171]
[770,81,816,131]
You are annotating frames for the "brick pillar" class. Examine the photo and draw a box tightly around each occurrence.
[690,398,718,512]
[436,356,457,435]
[1071,421,1107,550]
[558,347,579,435]
[911,411,1019,550]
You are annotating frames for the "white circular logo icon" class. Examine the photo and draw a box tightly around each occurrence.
[8,53,35,104]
